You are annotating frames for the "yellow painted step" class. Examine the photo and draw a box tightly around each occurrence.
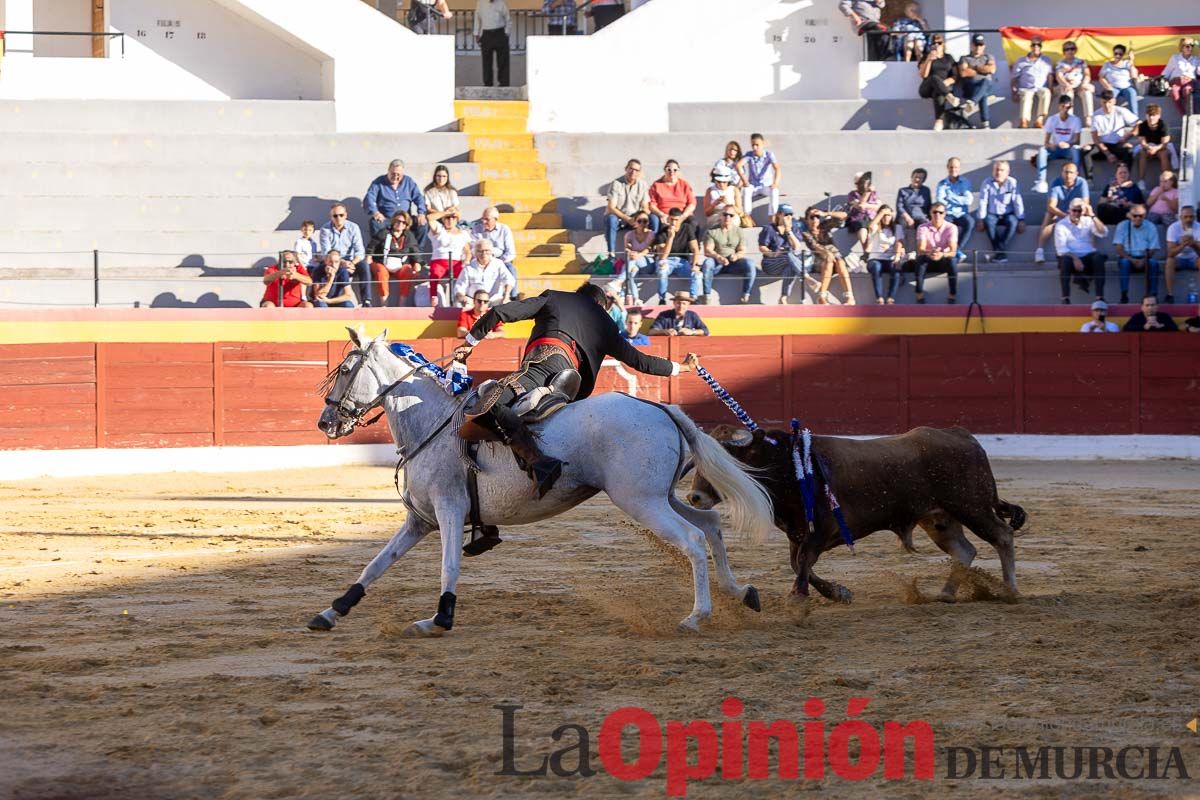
[500,212,563,229]
[518,243,576,258]
[480,179,552,197]
[493,197,558,214]
[454,100,529,119]
[519,255,581,275]
[468,133,535,151]
[459,116,528,135]
[469,148,541,164]
[478,162,546,181]
[513,228,570,247]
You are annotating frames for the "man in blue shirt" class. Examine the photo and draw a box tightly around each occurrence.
[364,159,428,240]
[757,204,808,303]
[935,157,973,262]
[318,203,370,305]
[976,160,1025,263]
[621,308,651,345]
[1034,162,1089,264]
[648,292,710,336]
[1113,204,1161,303]
[309,250,357,308]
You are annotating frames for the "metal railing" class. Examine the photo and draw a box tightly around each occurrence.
[363,0,605,52]
[0,30,126,58]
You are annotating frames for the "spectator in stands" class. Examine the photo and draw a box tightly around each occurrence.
[915,203,958,304]
[368,212,424,307]
[428,211,473,306]
[589,0,625,30]
[976,160,1024,264]
[1146,170,1179,227]
[605,158,655,261]
[318,203,370,306]
[1162,38,1198,117]
[408,0,451,34]
[1033,96,1083,193]
[837,0,887,62]
[1097,163,1144,226]
[1164,205,1200,303]
[653,208,704,305]
[1090,90,1139,178]
[897,167,932,263]
[803,207,854,305]
[737,134,782,218]
[457,289,504,338]
[621,308,650,345]
[1055,40,1095,123]
[424,165,461,233]
[454,239,512,306]
[260,251,312,309]
[702,208,756,304]
[1183,304,1200,333]
[1034,162,1089,264]
[920,37,964,132]
[865,205,905,304]
[958,34,997,128]
[704,165,744,229]
[889,2,929,62]
[364,159,428,241]
[649,160,696,228]
[1080,299,1119,333]
[472,206,518,297]
[649,292,710,336]
[1135,105,1177,187]
[715,140,743,176]
[936,157,973,263]
[543,0,577,36]
[1011,37,1053,129]
[1113,204,1160,304]
[1054,198,1107,304]
[621,213,657,305]
[310,250,357,309]
[845,171,881,254]
[602,287,626,328]
[758,205,807,305]
[1098,44,1140,117]
[1122,295,1178,331]
[294,220,318,269]
[474,0,511,88]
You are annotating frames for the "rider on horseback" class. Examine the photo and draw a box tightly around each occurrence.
[454,283,700,499]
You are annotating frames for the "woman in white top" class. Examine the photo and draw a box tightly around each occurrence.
[703,165,744,228]
[1098,44,1139,116]
[474,0,511,88]
[1162,38,1199,117]
[864,205,905,304]
[424,165,461,230]
[713,140,744,180]
[427,210,473,306]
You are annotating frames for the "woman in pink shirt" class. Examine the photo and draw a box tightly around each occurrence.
[1146,170,1179,227]
[649,159,696,227]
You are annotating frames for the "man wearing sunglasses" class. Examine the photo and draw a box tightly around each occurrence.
[702,208,756,304]
[1010,36,1053,128]
[1054,40,1094,122]
[318,203,370,306]
[1053,199,1107,304]
[1113,204,1160,303]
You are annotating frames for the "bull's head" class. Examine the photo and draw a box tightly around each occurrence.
[687,426,777,509]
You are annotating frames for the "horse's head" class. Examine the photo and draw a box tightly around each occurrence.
[317,326,391,440]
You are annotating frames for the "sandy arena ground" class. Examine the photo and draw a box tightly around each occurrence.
[0,460,1198,799]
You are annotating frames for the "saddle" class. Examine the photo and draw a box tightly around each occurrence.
[458,368,581,442]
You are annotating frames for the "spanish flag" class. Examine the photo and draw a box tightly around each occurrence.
[1001,26,1200,77]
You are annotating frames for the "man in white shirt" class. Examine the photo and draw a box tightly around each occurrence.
[1053,198,1107,303]
[1080,299,1119,332]
[471,206,518,299]
[1090,89,1139,172]
[1034,95,1082,192]
[1164,205,1200,303]
[454,239,513,306]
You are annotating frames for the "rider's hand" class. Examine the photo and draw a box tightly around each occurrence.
[680,352,701,372]
[453,343,474,362]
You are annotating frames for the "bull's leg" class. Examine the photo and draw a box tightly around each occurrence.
[918,515,976,602]
[958,513,1019,594]
[809,572,853,604]
[307,515,431,631]
[670,496,760,612]
[789,541,820,601]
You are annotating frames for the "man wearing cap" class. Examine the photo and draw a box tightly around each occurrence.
[648,291,710,336]
[1090,89,1139,172]
[958,34,997,128]
[1080,300,1119,333]
[758,204,808,304]
[1055,40,1095,123]
[1053,198,1107,304]
[1033,96,1083,193]
[1010,37,1053,128]
[1113,204,1160,303]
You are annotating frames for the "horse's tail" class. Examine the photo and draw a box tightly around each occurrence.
[662,405,775,543]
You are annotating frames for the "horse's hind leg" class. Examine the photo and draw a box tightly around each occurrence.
[615,495,712,632]
[917,515,976,602]
[307,516,430,631]
[670,496,760,612]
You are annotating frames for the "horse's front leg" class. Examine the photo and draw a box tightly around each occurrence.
[307,515,431,631]
[403,497,468,637]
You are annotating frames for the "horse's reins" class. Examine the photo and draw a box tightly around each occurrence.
[325,343,458,429]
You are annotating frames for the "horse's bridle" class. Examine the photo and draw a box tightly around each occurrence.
[324,342,455,430]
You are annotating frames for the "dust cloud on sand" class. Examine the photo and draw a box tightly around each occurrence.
[0,460,1198,798]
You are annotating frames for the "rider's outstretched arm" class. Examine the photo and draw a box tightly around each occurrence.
[464,294,549,346]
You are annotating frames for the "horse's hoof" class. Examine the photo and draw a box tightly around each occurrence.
[832,586,854,604]
[401,619,446,638]
[937,590,957,604]
[306,613,334,631]
[742,585,762,613]
[676,621,701,635]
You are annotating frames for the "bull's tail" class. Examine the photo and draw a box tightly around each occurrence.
[661,405,775,543]
[996,500,1027,532]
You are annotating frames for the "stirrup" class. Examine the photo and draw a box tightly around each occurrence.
[463,525,502,557]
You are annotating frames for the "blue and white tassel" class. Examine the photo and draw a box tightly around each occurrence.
[791,418,855,554]
[695,365,777,445]
[389,342,473,397]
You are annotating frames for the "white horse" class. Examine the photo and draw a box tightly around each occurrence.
[309,328,774,635]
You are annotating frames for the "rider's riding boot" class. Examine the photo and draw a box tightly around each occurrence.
[488,404,564,499]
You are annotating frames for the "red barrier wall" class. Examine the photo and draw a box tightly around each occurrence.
[2,335,1198,450]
